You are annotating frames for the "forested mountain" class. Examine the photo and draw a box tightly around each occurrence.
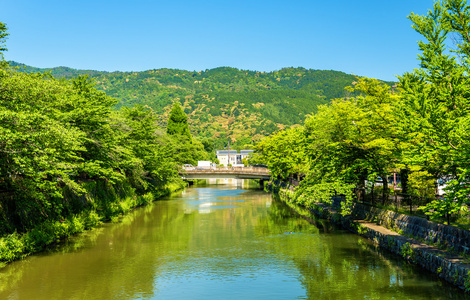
[10,62,391,148]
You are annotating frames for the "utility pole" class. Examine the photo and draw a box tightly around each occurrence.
[225,140,232,167]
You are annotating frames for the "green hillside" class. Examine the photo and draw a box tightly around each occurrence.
[9,62,384,149]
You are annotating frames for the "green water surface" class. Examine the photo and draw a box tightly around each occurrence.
[0,181,468,299]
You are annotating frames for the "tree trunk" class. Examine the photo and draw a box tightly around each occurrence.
[357,175,367,202]
[382,173,389,206]
[400,169,409,194]
[371,185,375,205]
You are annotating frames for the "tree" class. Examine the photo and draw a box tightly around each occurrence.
[398,0,470,223]
[0,69,116,231]
[0,21,9,66]
[116,105,178,193]
[302,78,400,204]
[251,126,309,181]
[165,102,208,165]
[0,21,7,52]
[0,66,188,234]
[166,102,192,141]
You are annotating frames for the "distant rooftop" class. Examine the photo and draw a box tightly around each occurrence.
[216,150,253,155]
[216,150,238,155]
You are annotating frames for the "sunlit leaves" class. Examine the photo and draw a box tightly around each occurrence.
[0,21,8,64]
[251,126,308,180]
[166,102,192,141]
[0,66,184,233]
[399,0,470,222]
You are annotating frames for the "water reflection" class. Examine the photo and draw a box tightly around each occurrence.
[182,187,246,214]
[0,181,467,300]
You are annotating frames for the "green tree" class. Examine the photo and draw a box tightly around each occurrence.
[168,137,207,165]
[198,137,217,161]
[302,78,399,204]
[0,22,7,52]
[0,21,8,66]
[398,0,470,223]
[116,105,178,194]
[0,67,187,235]
[251,126,309,181]
[0,70,107,231]
[165,102,208,165]
[166,102,192,141]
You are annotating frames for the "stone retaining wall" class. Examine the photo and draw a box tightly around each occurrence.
[350,202,470,255]
[339,209,470,292]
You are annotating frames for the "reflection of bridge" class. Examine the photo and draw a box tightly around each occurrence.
[180,167,271,180]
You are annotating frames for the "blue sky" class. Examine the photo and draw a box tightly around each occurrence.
[1,0,434,81]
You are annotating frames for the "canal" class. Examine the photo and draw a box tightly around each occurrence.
[0,180,468,299]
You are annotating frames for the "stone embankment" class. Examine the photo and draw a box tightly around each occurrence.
[279,188,470,292]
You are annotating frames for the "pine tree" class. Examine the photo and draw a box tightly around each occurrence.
[166,102,192,141]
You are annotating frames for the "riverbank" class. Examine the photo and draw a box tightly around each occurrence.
[0,180,187,268]
[276,186,470,293]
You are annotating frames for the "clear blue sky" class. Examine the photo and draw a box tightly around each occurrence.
[1,0,434,81]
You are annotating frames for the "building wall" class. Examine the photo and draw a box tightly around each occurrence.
[216,150,253,167]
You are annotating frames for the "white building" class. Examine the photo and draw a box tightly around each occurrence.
[216,150,254,167]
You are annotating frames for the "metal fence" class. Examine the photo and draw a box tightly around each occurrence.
[354,188,435,218]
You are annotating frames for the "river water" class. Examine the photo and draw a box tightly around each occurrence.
[0,180,468,299]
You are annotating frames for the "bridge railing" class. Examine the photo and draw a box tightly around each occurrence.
[182,166,270,174]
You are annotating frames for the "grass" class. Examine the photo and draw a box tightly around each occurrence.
[0,211,102,264]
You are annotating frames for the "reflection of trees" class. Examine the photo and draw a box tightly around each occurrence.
[0,198,196,300]
[294,236,468,299]
[0,187,272,300]
[0,188,465,299]
[262,198,466,300]
[255,197,320,237]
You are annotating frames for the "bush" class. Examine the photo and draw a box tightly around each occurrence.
[0,232,25,262]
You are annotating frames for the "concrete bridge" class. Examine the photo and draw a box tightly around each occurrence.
[180,166,271,180]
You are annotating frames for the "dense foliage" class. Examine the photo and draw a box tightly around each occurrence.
[0,65,192,235]
[250,126,309,181]
[10,62,392,149]
[167,102,192,140]
[0,21,212,263]
[252,0,470,222]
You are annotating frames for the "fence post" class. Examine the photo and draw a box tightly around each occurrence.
[409,195,412,215]
[371,188,374,206]
[395,193,398,212]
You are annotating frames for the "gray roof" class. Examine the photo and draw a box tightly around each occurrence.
[216,150,238,155]
[216,150,254,155]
